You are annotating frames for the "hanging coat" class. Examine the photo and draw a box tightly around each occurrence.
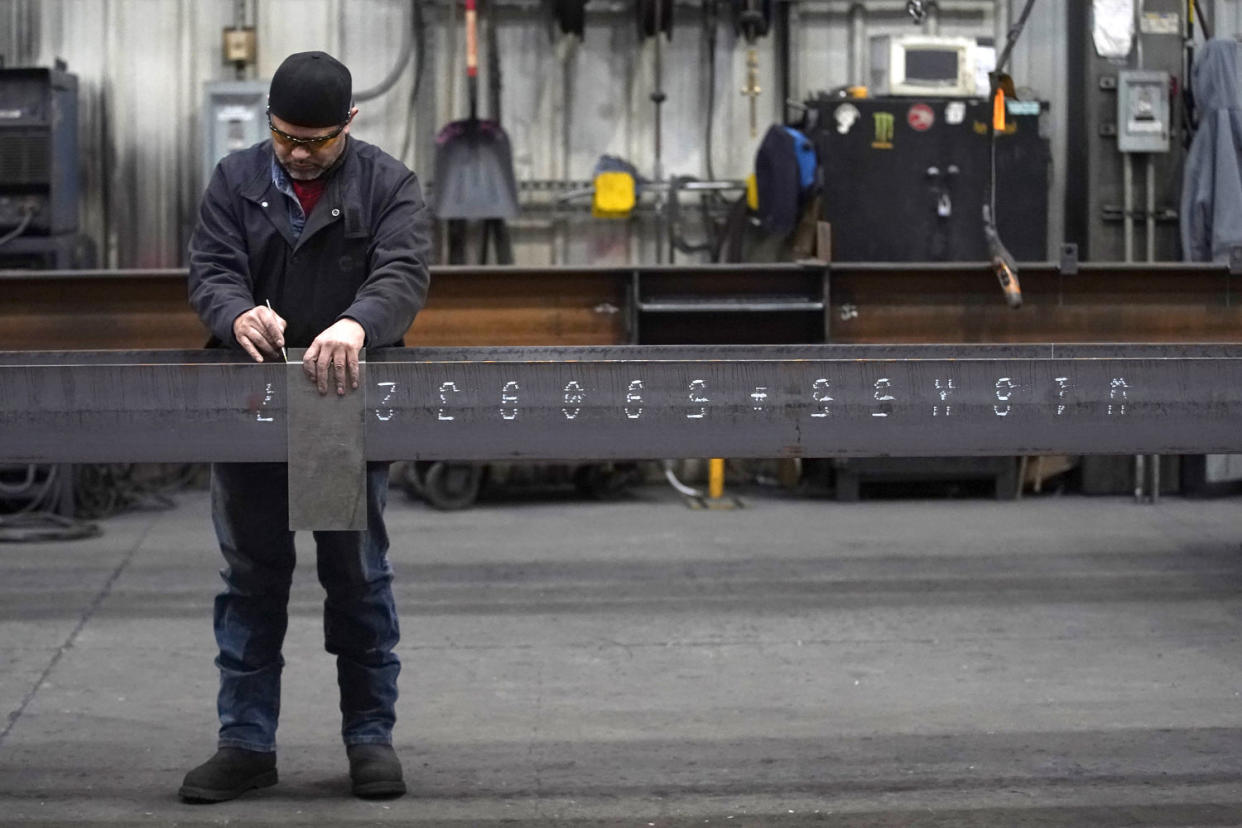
[1181,38,1242,262]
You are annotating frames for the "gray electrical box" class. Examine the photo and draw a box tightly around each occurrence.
[1117,70,1171,153]
[202,80,268,187]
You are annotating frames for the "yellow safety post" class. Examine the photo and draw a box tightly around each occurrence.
[708,458,725,500]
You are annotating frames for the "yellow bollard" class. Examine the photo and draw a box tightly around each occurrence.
[683,458,740,510]
[708,458,725,500]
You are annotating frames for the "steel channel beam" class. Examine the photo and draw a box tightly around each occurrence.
[3,345,1242,462]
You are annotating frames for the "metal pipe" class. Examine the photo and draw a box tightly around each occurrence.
[1144,153,1157,504]
[802,0,993,7]
[1146,155,1156,263]
[1131,138,1143,499]
[1195,0,1213,39]
[650,0,666,264]
[554,179,746,204]
[437,0,993,11]
[849,3,867,87]
[1150,453,1160,503]
[783,1,799,117]
[444,0,458,130]
[813,0,991,8]
[556,35,577,265]
[336,0,347,60]
[1123,152,1134,263]
[994,0,1009,62]
[924,1,941,34]
[11,259,1242,282]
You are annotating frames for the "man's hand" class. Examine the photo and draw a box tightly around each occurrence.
[232,305,287,363]
[303,318,366,396]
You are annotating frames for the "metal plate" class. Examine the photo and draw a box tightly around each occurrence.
[285,348,366,531]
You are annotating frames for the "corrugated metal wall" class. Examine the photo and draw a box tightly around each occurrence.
[0,0,1167,268]
[1210,0,1242,34]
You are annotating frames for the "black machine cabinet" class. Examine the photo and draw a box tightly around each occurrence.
[0,67,79,235]
[810,97,1049,261]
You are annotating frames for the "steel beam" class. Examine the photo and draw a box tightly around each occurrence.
[7,263,1242,353]
[2,345,1242,462]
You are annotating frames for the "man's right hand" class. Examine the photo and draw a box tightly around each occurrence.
[232,305,287,362]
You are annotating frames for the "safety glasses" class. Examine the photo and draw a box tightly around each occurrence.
[267,108,352,149]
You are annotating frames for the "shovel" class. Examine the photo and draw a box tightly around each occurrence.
[432,0,519,220]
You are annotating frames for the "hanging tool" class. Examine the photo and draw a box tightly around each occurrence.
[550,0,588,36]
[983,205,1022,308]
[431,0,520,223]
[637,0,672,260]
[732,0,770,138]
[983,0,1038,309]
[636,0,672,38]
[741,50,760,138]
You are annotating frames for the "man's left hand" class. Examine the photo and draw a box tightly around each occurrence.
[303,318,366,396]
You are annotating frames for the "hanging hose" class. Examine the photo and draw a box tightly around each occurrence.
[992,0,1039,78]
[0,512,102,543]
[0,207,34,248]
[983,0,1039,309]
[1192,0,1212,38]
[0,464,37,495]
[703,0,719,182]
[0,465,101,543]
[351,0,417,101]
[399,0,427,166]
[663,460,703,498]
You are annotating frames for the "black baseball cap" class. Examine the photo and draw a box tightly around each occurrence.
[268,51,352,128]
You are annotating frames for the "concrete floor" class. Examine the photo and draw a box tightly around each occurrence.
[1,482,1241,826]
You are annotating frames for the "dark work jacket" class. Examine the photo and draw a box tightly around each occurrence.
[188,137,431,349]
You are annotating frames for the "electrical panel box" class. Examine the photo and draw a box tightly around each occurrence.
[0,67,79,234]
[221,27,258,66]
[1117,70,1171,153]
[203,80,268,188]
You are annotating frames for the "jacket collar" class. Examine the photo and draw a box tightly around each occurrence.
[241,140,363,249]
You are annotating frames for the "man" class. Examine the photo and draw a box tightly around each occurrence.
[181,51,430,802]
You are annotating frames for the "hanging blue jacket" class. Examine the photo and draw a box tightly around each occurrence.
[1181,39,1242,262]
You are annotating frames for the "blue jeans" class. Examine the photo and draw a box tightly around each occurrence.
[210,462,400,753]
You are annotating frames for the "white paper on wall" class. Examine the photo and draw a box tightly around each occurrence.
[975,45,996,96]
[1093,0,1135,59]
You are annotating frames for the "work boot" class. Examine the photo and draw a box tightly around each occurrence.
[179,747,278,803]
[346,743,406,798]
